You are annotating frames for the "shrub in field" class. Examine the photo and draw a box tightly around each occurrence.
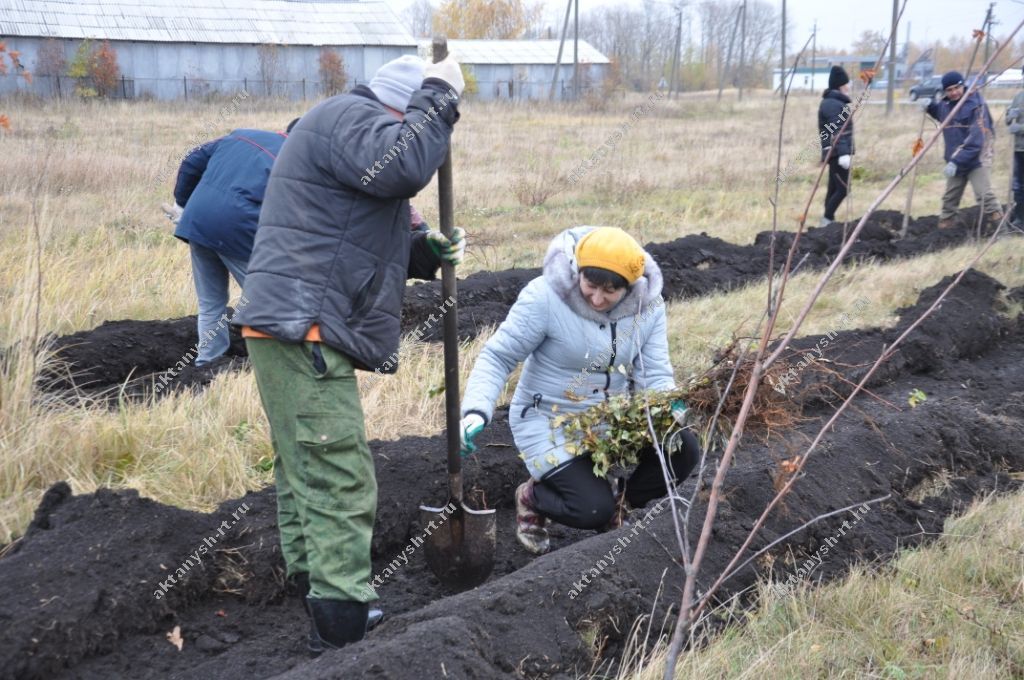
[0,41,33,131]
[318,49,347,97]
[90,42,119,96]
[67,39,119,98]
[461,64,478,96]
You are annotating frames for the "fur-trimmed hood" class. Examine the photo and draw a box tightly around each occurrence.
[542,226,664,323]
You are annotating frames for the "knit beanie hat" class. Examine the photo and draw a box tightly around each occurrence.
[828,65,850,90]
[369,55,426,112]
[941,70,964,91]
[575,227,646,284]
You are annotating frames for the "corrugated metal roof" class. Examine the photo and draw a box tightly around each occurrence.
[422,39,609,66]
[0,0,416,46]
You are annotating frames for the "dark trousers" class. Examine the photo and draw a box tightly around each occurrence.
[532,430,701,530]
[823,158,850,221]
[1013,151,1024,222]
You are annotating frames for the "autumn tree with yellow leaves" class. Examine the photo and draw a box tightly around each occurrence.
[432,0,542,40]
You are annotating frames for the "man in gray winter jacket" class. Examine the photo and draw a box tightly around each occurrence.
[1006,66,1024,227]
[233,54,466,653]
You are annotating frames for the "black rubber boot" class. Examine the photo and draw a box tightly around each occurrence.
[287,573,324,655]
[1014,200,1024,228]
[307,598,369,650]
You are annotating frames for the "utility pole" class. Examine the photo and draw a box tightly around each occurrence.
[886,0,897,115]
[572,0,579,100]
[549,0,572,101]
[811,20,817,92]
[965,4,993,84]
[737,0,746,101]
[983,3,995,76]
[669,3,683,99]
[718,3,742,101]
[780,0,786,98]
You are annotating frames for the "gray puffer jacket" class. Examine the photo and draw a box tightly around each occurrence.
[461,226,675,480]
[233,81,458,372]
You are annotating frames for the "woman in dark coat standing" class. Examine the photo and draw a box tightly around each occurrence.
[818,66,855,226]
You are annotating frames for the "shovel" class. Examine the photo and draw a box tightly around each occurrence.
[418,36,496,590]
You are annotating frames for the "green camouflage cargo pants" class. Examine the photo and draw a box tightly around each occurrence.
[246,337,377,602]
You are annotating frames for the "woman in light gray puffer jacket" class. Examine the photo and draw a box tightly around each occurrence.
[459,226,699,554]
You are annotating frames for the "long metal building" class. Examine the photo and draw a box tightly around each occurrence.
[423,39,610,101]
[0,0,417,99]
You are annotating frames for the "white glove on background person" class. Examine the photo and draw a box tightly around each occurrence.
[424,56,465,97]
[943,161,958,178]
[161,202,184,225]
[838,155,851,170]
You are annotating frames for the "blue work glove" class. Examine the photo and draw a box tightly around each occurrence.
[1010,122,1024,135]
[670,399,689,427]
[426,227,466,266]
[459,413,485,458]
[943,161,958,178]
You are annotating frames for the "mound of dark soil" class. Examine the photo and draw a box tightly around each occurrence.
[37,208,990,399]
[2,270,1022,679]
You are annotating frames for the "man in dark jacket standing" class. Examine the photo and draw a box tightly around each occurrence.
[233,54,466,652]
[924,70,1002,229]
[164,128,287,366]
[818,66,855,227]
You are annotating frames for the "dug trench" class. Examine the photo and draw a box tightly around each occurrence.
[37,208,992,399]
[2,270,1022,679]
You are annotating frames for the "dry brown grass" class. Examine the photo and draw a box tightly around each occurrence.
[0,90,1019,545]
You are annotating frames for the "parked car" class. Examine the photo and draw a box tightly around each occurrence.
[909,76,942,101]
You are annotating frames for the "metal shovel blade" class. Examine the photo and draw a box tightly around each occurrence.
[418,501,496,589]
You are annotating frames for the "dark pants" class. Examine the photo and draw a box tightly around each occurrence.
[532,430,701,530]
[823,158,850,221]
[1013,151,1024,223]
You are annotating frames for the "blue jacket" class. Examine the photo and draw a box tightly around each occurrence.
[173,129,287,261]
[926,91,994,174]
[461,227,675,480]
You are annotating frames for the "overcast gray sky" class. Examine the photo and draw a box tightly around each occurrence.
[780,0,1018,50]
[388,0,1022,53]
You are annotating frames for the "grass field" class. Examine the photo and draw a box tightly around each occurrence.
[1,88,1022,675]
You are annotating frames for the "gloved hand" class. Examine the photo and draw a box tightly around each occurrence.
[423,56,465,97]
[838,155,851,170]
[459,413,485,457]
[1010,122,1024,135]
[426,227,466,266]
[943,161,958,178]
[917,97,932,112]
[161,202,184,224]
[670,399,689,427]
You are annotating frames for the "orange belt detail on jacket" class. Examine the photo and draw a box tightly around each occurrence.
[242,324,322,342]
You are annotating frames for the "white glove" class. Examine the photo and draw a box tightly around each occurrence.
[838,155,851,170]
[423,56,465,98]
[160,202,184,225]
[426,227,466,266]
[459,413,485,457]
[943,161,958,178]
[917,97,931,112]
